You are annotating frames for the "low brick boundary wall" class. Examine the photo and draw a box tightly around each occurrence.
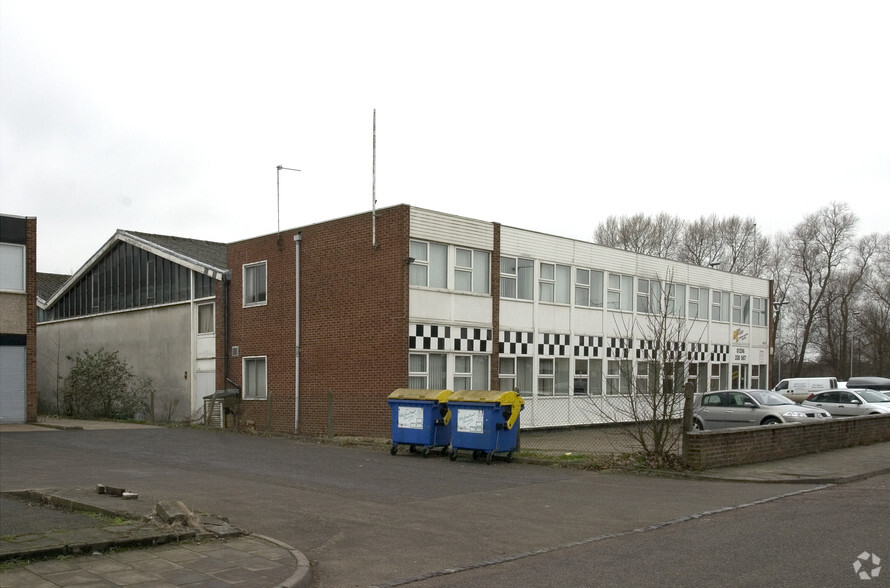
[684,414,890,470]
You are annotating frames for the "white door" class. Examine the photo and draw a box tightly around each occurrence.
[0,346,26,423]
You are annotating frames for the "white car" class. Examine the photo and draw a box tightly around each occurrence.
[801,388,890,417]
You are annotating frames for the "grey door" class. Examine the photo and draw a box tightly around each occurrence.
[0,345,26,423]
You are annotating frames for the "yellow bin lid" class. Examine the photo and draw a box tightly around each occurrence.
[449,390,524,406]
[388,389,452,403]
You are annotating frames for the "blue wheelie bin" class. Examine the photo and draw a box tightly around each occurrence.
[447,390,524,464]
[387,389,452,457]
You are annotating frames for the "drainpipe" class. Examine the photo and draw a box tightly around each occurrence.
[294,232,302,432]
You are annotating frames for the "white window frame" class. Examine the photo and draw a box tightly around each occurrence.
[575,268,604,308]
[689,287,708,320]
[197,302,215,335]
[243,356,267,400]
[637,278,662,314]
[0,243,25,292]
[607,273,633,311]
[666,283,686,317]
[454,354,489,391]
[732,294,751,324]
[243,261,268,307]
[455,247,490,294]
[409,352,447,390]
[711,290,730,322]
[752,297,767,326]
[499,356,533,397]
[500,256,534,300]
[606,360,628,395]
[409,240,448,289]
[537,263,570,304]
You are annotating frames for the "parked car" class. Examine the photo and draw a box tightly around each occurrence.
[692,389,832,430]
[844,377,890,392]
[772,377,838,402]
[801,388,890,417]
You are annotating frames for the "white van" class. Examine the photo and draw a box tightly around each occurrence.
[772,377,838,402]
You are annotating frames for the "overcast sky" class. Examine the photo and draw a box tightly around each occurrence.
[2,1,888,275]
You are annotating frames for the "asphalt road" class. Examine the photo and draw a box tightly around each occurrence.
[1,426,885,587]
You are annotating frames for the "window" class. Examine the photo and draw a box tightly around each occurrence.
[198,303,214,334]
[537,358,569,396]
[688,362,709,393]
[607,273,633,311]
[689,287,708,319]
[0,243,25,292]
[636,279,662,314]
[666,283,686,317]
[606,360,628,395]
[499,356,533,396]
[455,248,490,294]
[711,290,730,321]
[500,256,534,300]
[409,353,447,389]
[454,354,489,391]
[243,261,267,306]
[539,263,570,304]
[710,363,728,390]
[636,361,653,394]
[575,269,604,308]
[243,357,267,400]
[752,297,767,326]
[750,364,767,388]
[732,294,751,324]
[409,241,447,288]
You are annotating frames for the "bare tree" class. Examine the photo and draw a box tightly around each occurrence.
[680,214,767,275]
[785,202,858,377]
[594,213,684,259]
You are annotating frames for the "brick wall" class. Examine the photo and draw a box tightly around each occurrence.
[26,217,38,421]
[685,414,890,470]
[223,205,410,437]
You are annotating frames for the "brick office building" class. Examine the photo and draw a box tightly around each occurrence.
[222,204,773,438]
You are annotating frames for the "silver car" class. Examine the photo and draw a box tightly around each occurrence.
[801,388,890,417]
[692,389,832,430]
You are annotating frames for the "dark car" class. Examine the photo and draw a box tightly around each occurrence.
[692,389,832,430]
[844,377,890,392]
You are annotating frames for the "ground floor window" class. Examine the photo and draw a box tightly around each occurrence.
[710,363,729,390]
[732,364,749,389]
[606,360,630,395]
[409,353,447,389]
[537,358,570,396]
[499,356,533,396]
[750,364,767,389]
[243,357,267,400]
[454,354,488,391]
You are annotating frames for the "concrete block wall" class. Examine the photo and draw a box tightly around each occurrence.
[685,414,890,470]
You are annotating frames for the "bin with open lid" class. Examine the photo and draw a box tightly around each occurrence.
[447,390,524,464]
[387,389,452,457]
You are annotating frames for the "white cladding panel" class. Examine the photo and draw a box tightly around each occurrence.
[410,207,493,251]
[410,290,492,326]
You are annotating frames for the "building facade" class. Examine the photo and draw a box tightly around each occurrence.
[223,205,772,437]
[0,214,38,423]
[37,231,227,421]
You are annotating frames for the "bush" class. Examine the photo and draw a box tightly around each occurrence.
[63,348,153,419]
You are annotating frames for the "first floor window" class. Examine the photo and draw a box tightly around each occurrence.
[607,273,633,311]
[689,287,708,320]
[732,294,751,324]
[712,290,729,321]
[410,241,447,288]
[455,248,490,294]
[575,269,604,308]
[0,243,25,291]
[243,357,267,400]
[243,261,267,306]
[539,263,570,304]
[500,256,534,300]
[752,297,767,326]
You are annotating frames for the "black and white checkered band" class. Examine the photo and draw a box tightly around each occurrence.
[636,340,686,360]
[606,337,632,359]
[710,344,729,363]
[574,335,603,358]
[409,324,450,351]
[537,333,571,356]
[409,324,491,353]
[687,342,709,362]
[499,330,534,355]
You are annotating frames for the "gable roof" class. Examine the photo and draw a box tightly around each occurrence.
[36,272,71,307]
[45,230,229,308]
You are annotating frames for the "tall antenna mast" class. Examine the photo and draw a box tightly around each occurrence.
[372,108,377,248]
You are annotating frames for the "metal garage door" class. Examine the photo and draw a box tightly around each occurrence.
[0,345,26,423]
